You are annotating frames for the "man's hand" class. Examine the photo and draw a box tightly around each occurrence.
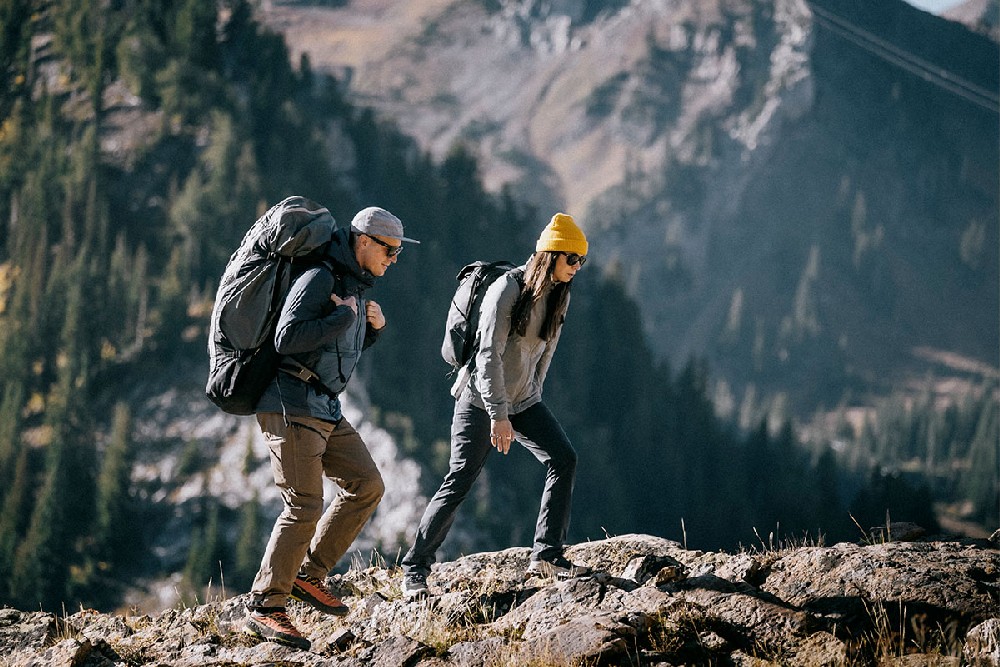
[490,419,515,455]
[331,294,358,315]
[366,299,386,330]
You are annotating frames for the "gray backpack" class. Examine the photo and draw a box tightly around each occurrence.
[206,196,335,414]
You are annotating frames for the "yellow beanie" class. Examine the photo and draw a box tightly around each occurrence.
[535,213,588,256]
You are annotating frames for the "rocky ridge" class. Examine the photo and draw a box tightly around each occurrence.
[4,533,999,666]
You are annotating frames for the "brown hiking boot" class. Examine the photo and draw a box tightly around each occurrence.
[291,573,350,616]
[245,607,311,650]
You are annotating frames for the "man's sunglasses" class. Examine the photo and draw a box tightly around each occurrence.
[364,234,403,257]
[563,252,587,267]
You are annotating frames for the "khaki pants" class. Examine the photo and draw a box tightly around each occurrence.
[251,413,384,608]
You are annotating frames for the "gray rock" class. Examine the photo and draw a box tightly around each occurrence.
[621,553,687,586]
[367,634,431,666]
[965,618,1000,666]
[2,535,996,666]
[515,614,633,666]
[24,638,93,667]
[868,521,928,543]
[761,541,999,618]
[0,609,56,654]
[788,630,849,665]
[329,627,358,651]
[445,637,508,666]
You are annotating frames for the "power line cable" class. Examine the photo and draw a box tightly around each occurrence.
[807,1,999,113]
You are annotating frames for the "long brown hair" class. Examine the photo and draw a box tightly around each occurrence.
[511,252,571,340]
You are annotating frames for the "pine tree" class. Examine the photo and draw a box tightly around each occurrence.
[0,445,30,601]
[233,493,262,591]
[964,396,999,525]
[0,381,24,492]
[94,403,134,568]
[168,111,261,282]
[152,245,190,354]
[183,498,221,599]
[11,438,70,610]
[813,446,849,542]
[0,0,31,120]
[242,431,256,476]
[744,420,770,530]
[174,0,219,70]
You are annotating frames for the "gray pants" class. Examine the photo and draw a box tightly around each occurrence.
[251,413,384,608]
[402,400,577,576]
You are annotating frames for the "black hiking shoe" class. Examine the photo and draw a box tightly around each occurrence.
[291,573,350,616]
[526,554,592,578]
[245,607,311,651]
[401,571,428,599]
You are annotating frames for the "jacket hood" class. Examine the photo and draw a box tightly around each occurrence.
[326,227,375,293]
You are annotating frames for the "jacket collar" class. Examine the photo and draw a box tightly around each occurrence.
[326,227,375,293]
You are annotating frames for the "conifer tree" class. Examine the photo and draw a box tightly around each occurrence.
[0,381,23,491]
[11,437,71,610]
[744,420,771,529]
[51,0,108,105]
[183,498,222,599]
[0,0,31,120]
[94,403,134,568]
[168,111,261,282]
[963,396,999,524]
[0,445,30,601]
[174,0,219,70]
[233,493,262,590]
[813,446,849,541]
[242,431,256,477]
[153,245,190,354]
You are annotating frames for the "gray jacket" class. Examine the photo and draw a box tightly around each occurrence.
[453,266,565,421]
[255,228,379,422]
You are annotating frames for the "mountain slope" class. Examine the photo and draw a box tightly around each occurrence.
[261,0,999,419]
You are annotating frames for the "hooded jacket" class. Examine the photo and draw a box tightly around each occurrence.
[255,227,379,422]
[453,265,566,421]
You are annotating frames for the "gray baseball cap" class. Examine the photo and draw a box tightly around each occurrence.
[350,206,420,244]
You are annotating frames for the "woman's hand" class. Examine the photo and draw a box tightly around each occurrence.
[490,419,515,455]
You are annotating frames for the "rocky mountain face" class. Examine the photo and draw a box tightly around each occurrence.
[4,534,998,666]
[261,0,999,420]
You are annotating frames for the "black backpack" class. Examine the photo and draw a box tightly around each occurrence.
[206,196,336,415]
[441,260,522,371]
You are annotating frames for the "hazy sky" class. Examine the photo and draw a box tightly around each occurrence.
[905,0,964,13]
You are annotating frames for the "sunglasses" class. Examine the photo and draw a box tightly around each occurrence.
[562,252,587,267]
[364,234,403,257]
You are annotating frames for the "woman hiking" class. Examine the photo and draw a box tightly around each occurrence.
[401,212,591,598]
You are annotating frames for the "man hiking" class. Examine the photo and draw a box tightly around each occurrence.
[245,206,418,650]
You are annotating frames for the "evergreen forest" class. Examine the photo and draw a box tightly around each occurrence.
[0,0,995,614]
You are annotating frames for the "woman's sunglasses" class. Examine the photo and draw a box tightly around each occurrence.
[562,252,587,267]
[364,234,403,257]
